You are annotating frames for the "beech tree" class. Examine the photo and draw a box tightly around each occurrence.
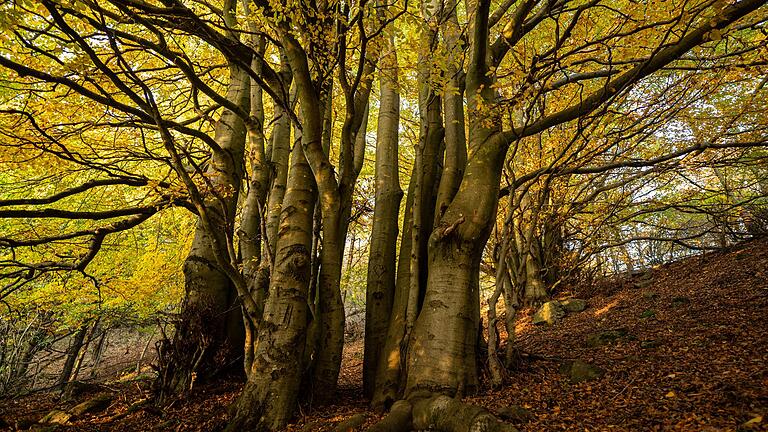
[369,0,767,429]
[0,0,766,431]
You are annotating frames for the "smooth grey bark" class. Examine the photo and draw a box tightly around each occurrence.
[363,30,402,399]
[240,52,294,373]
[265,59,294,257]
[371,8,445,409]
[487,222,511,387]
[434,0,467,224]
[371,175,415,409]
[227,133,317,432]
[280,25,376,397]
[239,40,267,293]
[406,144,507,396]
[239,41,270,373]
[406,0,502,397]
[171,59,250,391]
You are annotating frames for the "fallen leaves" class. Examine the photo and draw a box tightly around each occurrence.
[2,239,767,431]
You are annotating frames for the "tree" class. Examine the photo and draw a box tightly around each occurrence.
[370,0,767,429]
[1,0,766,431]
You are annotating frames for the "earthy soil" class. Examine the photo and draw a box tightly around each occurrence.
[2,239,767,431]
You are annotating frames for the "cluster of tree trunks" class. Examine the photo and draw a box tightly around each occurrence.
[1,0,764,430]
[176,0,766,430]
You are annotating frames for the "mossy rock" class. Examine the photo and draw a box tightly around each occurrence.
[532,301,566,326]
[560,360,604,383]
[561,298,587,313]
[586,328,630,347]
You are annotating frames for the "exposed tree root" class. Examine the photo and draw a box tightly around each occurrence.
[369,392,517,432]
[368,400,413,432]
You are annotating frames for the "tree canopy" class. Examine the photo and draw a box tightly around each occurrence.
[0,0,766,430]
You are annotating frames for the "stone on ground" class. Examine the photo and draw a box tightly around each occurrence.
[560,360,604,383]
[532,301,566,325]
[560,298,587,312]
[586,328,630,347]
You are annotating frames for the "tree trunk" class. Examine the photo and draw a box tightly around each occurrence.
[169,61,250,392]
[363,30,402,399]
[434,0,467,224]
[264,72,294,256]
[524,252,547,304]
[58,324,89,390]
[227,133,317,432]
[406,141,506,397]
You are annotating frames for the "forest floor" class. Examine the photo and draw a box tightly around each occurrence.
[2,238,767,431]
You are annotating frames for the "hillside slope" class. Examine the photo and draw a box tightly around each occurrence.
[475,238,768,431]
[2,239,767,431]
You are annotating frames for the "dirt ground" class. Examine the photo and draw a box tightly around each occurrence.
[2,239,767,431]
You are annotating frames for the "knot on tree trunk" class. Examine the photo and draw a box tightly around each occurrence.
[430,215,466,247]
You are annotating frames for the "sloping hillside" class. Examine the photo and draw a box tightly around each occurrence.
[474,238,768,431]
[2,239,767,431]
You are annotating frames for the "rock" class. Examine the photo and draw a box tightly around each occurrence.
[643,291,659,300]
[633,272,654,289]
[334,413,367,432]
[497,405,534,423]
[39,410,71,425]
[70,394,113,417]
[640,309,656,319]
[586,328,629,347]
[560,298,587,313]
[532,301,565,325]
[671,296,690,307]
[560,360,604,383]
[640,340,661,349]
